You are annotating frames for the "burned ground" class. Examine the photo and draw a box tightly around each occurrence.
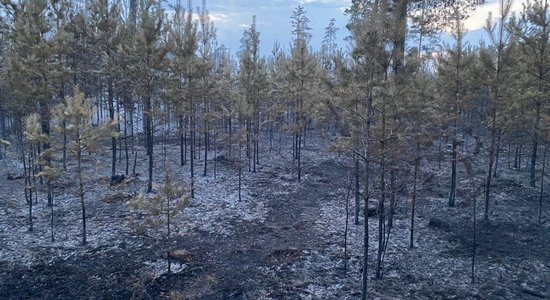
[0,135,549,299]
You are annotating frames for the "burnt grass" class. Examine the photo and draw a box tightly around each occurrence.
[0,134,549,299]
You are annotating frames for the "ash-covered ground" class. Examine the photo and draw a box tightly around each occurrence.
[0,134,548,299]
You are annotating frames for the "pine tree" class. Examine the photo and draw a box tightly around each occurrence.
[89,0,122,178]
[23,114,42,232]
[435,6,471,208]
[401,49,438,248]
[346,0,395,293]
[1,0,67,207]
[197,0,217,177]
[54,87,116,245]
[482,0,514,221]
[167,0,198,170]
[134,0,168,193]
[239,15,261,174]
[283,6,319,181]
[514,0,550,188]
[211,45,237,165]
[129,167,189,273]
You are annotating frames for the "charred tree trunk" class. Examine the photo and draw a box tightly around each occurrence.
[145,94,153,193]
[485,118,497,221]
[167,195,171,273]
[539,144,547,225]
[203,128,208,176]
[530,102,541,188]
[361,67,375,300]
[355,157,360,225]
[410,144,420,248]
[191,99,195,199]
[77,147,86,245]
[108,81,116,177]
[238,128,243,202]
[494,128,502,178]
[27,145,34,232]
[388,167,396,229]
[184,122,188,165]
[179,116,185,166]
[50,185,54,242]
[124,103,129,175]
[344,176,352,274]
[449,138,457,207]
[376,110,386,279]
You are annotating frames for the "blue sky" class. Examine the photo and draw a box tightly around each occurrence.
[194,0,349,55]
[191,0,528,55]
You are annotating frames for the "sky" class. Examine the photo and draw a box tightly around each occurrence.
[191,0,529,55]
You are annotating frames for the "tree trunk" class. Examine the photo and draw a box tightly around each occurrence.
[145,94,153,193]
[485,123,497,221]
[238,130,242,202]
[228,117,233,158]
[247,120,251,173]
[167,196,171,273]
[214,131,218,179]
[494,128,502,178]
[253,119,257,173]
[118,101,123,165]
[133,150,137,176]
[180,116,184,166]
[361,80,374,300]
[50,185,54,242]
[539,144,547,225]
[410,145,420,248]
[77,148,86,245]
[183,121,188,166]
[376,111,386,279]
[297,131,302,181]
[190,97,195,199]
[388,167,396,229]
[203,129,208,176]
[449,138,457,207]
[344,178,351,274]
[124,105,129,175]
[471,175,477,284]
[269,120,273,153]
[355,157,360,225]
[108,81,116,177]
[27,147,34,232]
[530,103,540,188]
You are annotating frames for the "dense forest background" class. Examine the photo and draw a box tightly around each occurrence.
[0,0,549,299]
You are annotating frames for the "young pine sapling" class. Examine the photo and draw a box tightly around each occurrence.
[54,87,116,245]
[129,168,190,273]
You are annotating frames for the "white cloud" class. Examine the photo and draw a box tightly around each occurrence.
[210,13,230,23]
[299,0,349,6]
[464,0,525,31]
[191,12,230,23]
